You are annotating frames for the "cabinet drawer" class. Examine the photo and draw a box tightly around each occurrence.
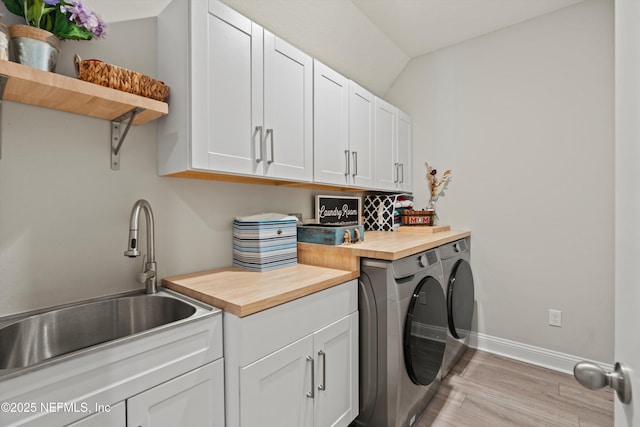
[224,280,357,366]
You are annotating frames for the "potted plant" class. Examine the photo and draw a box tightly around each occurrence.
[1,0,106,71]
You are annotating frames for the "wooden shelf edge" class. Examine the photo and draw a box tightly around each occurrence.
[165,170,392,194]
[0,60,168,125]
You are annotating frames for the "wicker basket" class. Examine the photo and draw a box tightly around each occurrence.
[74,55,169,102]
[400,209,436,226]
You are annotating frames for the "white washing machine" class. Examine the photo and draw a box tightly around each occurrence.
[353,248,447,427]
[438,237,475,378]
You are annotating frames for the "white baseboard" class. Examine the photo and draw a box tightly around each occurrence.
[468,332,613,375]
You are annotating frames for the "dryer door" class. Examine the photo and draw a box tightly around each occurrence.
[403,276,447,385]
[447,259,475,339]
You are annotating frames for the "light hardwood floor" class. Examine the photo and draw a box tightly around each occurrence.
[416,349,614,427]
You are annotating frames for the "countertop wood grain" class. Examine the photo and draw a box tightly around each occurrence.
[163,264,359,317]
[163,229,469,317]
[299,229,470,262]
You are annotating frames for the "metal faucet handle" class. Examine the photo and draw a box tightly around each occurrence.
[137,270,156,284]
[136,255,157,284]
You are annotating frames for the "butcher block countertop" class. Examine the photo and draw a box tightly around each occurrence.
[163,228,469,317]
[297,229,470,271]
[163,264,359,317]
[308,229,470,260]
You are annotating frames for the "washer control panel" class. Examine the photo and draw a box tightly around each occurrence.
[392,249,441,279]
[439,239,469,260]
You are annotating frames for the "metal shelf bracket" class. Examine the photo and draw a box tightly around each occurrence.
[111,107,144,170]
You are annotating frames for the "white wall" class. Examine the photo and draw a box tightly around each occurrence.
[0,18,332,317]
[386,0,614,363]
[0,0,614,367]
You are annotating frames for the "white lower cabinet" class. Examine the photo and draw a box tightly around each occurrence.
[69,361,225,427]
[0,295,223,427]
[313,315,358,427]
[67,402,125,427]
[128,360,225,427]
[241,336,314,427]
[225,280,359,427]
[67,358,225,427]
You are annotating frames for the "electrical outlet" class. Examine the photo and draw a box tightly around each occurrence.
[548,309,562,327]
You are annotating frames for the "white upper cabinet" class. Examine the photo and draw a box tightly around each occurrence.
[348,81,375,189]
[158,0,312,182]
[263,32,313,181]
[158,0,410,192]
[313,60,350,186]
[396,109,413,193]
[313,62,375,189]
[200,1,263,175]
[373,97,413,192]
[373,97,398,191]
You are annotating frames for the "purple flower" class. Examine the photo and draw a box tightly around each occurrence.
[60,0,107,38]
[43,0,60,5]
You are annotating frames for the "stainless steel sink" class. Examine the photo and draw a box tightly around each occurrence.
[0,290,212,373]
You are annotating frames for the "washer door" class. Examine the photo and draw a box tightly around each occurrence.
[403,276,447,386]
[447,259,475,339]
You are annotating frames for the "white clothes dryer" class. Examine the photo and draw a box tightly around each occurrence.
[438,237,475,378]
[353,248,447,427]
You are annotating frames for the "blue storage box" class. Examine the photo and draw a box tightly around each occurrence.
[297,224,364,246]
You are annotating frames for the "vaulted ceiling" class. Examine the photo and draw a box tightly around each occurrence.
[86,0,584,95]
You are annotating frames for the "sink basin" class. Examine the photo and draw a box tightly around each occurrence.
[0,292,201,370]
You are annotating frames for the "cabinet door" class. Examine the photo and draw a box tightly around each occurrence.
[127,360,225,427]
[241,335,314,427]
[313,60,349,186]
[349,82,375,189]
[198,0,264,175]
[313,313,359,427]
[67,402,125,427]
[373,97,398,190]
[397,109,413,193]
[263,30,313,182]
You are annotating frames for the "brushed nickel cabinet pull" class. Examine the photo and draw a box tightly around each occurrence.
[344,150,350,176]
[352,151,358,177]
[394,162,399,183]
[254,126,263,163]
[307,355,315,398]
[318,350,326,391]
[267,128,274,164]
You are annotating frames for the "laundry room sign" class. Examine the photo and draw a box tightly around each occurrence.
[315,195,361,226]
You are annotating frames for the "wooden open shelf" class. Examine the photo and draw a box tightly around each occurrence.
[0,60,168,125]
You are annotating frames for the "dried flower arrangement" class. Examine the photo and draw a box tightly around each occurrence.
[426,162,452,208]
